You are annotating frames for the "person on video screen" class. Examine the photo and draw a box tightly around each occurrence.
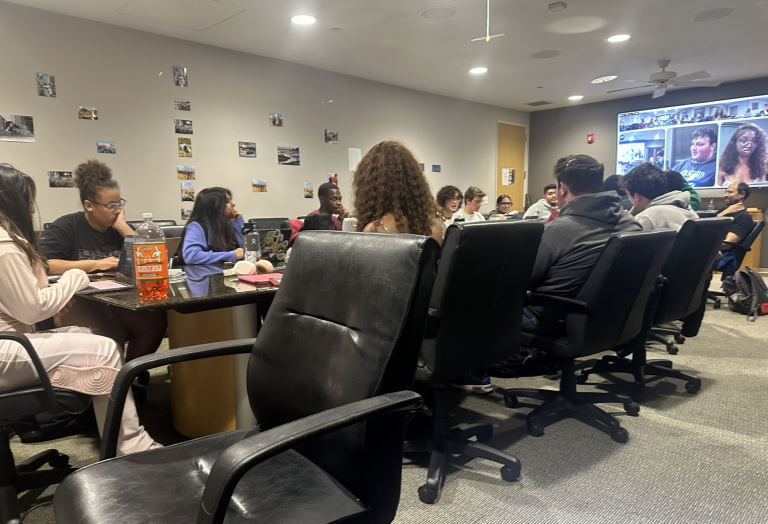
[672,127,718,187]
[717,123,767,186]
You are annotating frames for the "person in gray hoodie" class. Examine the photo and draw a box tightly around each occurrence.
[524,155,641,335]
[523,184,558,221]
[625,163,698,231]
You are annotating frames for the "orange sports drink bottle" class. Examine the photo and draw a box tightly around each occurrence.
[133,213,169,300]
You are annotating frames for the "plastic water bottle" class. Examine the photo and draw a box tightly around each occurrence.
[707,199,715,211]
[133,213,169,300]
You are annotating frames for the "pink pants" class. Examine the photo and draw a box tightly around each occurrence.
[0,327,155,456]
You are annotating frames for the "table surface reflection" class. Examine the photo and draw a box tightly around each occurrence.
[78,264,280,312]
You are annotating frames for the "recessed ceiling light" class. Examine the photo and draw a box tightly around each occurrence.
[607,34,630,42]
[420,6,458,20]
[591,75,618,84]
[469,67,488,74]
[291,15,316,25]
[691,8,734,22]
[530,50,561,59]
[568,95,584,101]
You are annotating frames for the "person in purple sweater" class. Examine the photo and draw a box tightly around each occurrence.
[180,187,244,264]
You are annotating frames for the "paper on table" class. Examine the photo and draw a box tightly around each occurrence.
[348,148,361,171]
[88,280,130,291]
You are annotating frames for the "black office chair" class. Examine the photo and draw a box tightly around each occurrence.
[53,231,440,524]
[503,230,676,442]
[247,217,290,229]
[297,215,308,220]
[127,219,177,229]
[577,218,731,400]
[159,225,185,238]
[708,220,765,309]
[0,333,87,524]
[406,220,543,504]
[696,211,718,218]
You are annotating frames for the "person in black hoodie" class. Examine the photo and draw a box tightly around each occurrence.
[523,154,641,335]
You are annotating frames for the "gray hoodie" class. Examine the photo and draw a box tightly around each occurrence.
[635,190,698,232]
[529,191,641,333]
[523,198,553,221]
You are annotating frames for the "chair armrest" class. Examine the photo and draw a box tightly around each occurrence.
[100,338,256,460]
[0,332,59,413]
[196,390,423,524]
[722,240,750,252]
[526,292,589,311]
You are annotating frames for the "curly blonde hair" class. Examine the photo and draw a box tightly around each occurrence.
[353,141,436,236]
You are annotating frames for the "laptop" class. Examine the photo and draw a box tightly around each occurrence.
[257,228,292,266]
[115,236,135,285]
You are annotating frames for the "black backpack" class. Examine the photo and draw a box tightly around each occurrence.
[722,267,768,322]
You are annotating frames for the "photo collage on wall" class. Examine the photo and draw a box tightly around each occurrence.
[617,93,768,188]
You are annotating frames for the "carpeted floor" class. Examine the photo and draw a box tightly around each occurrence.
[12,289,768,523]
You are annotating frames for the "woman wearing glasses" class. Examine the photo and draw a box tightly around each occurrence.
[40,160,167,362]
[717,123,767,186]
[486,194,519,219]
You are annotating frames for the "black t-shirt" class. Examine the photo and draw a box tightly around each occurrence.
[719,207,754,244]
[40,211,123,261]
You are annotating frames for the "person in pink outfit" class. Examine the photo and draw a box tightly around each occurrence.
[0,163,158,456]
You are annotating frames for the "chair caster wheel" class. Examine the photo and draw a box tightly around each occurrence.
[611,427,629,443]
[674,334,685,344]
[500,465,520,482]
[713,301,721,309]
[624,403,640,416]
[527,423,544,437]
[667,345,679,355]
[575,374,588,385]
[418,485,438,504]
[136,370,151,386]
[504,395,518,409]
[685,381,701,394]
[48,453,70,469]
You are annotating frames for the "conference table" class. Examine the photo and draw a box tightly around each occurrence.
[79,264,279,438]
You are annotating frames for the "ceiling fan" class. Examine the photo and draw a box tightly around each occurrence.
[471,0,504,42]
[607,60,721,99]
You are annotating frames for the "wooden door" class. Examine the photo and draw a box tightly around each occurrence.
[496,123,527,214]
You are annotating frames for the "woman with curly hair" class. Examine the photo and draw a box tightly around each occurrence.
[40,159,167,363]
[353,141,443,244]
[717,123,767,186]
[435,185,462,230]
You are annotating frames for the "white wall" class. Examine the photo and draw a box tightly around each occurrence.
[0,2,528,225]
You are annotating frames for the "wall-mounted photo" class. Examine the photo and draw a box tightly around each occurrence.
[324,129,338,144]
[78,106,98,120]
[177,165,195,180]
[0,114,35,142]
[239,141,256,158]
[432,164,441,173]
[252,179,268,193]
[178,137,192,157]
[37,72,56,97]
[173,65,188,87]
[47,170,73,188]
[174,119,193,134]
[97,140,116,154]
[181,182,195,201]
[269,113,283,127]
[327,173,338,185]
[181,208,192,221]
[304,182,314,198]
[419,163,425,172]
[174,98,191,111]
[277,145,300,165]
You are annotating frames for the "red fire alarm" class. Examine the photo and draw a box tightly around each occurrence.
[587,133,595,144]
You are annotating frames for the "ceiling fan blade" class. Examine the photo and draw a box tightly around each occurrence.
[674,80,722,88]
[652,86,667,99]
[470,36,487,41]
[672,70,711,83]
[488,33,505,38]
[606,85,654,94]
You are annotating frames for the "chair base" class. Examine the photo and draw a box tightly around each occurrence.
[0,429,76,524]
[577,351,701,403]
[708,291,723,309]
[405,386,520,504]
[503,360,636,443]
[649,328,685,355]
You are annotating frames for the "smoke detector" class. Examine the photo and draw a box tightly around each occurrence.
[548,2,567,12]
